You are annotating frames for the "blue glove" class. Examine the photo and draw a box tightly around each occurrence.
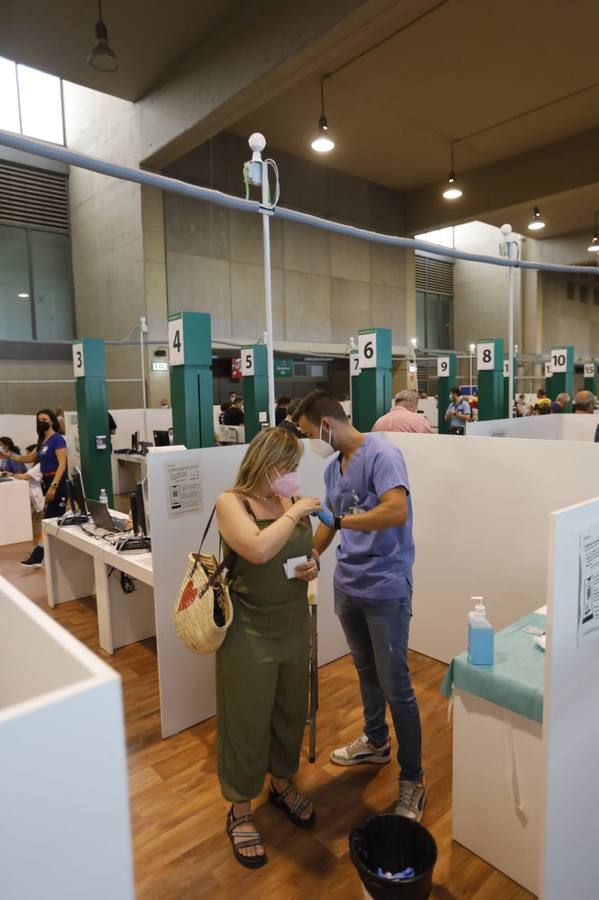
[312,506,334,527]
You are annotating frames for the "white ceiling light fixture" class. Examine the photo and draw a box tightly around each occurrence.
[88,0,118,73]
[311,76,335,153]
[17,292,30,299]
[588,212,599,252]
[442,143,463,200]
[528,205,546,231]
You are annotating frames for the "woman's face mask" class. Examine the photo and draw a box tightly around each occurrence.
[37,420,50,434]
[309,422,336,459]
[268,468,301,498]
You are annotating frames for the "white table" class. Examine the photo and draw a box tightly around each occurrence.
[43,517,154,655]
[452,605,546,896]
[0,478,33,546]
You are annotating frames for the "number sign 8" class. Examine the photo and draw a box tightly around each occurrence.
[477,342,495,371]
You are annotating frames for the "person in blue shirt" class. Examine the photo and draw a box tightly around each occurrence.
[0,437,27,474]
[297,390,426,822]
[444,387,471,435]
[0,409,68,568]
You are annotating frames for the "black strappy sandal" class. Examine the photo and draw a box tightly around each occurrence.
[226,805,268,869]
[268,780,316,828]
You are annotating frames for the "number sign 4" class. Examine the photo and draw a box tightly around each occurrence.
[168,318,185,366]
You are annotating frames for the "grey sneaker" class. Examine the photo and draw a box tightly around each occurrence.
[330,733,391,766]
[395,779,427,821]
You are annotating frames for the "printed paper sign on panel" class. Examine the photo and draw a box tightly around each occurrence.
[578,523,599,647]
[167,462,201,517]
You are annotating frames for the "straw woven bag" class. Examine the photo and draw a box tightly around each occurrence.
[173,507,236,654]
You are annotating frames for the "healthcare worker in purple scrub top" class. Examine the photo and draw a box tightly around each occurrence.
[297,390,426,823]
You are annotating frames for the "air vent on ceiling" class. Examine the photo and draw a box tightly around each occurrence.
[0,160,69,233]
[416,255,453,295]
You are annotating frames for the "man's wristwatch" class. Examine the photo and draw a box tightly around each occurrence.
[334,514,343,531]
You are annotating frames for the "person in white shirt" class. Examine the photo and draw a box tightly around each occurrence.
[372,390,433,434]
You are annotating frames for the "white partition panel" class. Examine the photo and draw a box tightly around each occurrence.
[0,576,133,900]
[148,443,345,737]
[380,434,599,662]
[468,413,599,441]
[541,497,599,900]
[0,414,36,454]
[0,479,33,546]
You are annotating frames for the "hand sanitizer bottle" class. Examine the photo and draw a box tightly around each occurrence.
[99,488,108,506]
[468,597,494,665]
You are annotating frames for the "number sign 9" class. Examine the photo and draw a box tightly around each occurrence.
[241,348,255,376]
[358,331,377,369]
[168,317,185,366]
[477,342,495,371]
[437,357,450,378]
[72,342,85,378]
[551,349,567,373]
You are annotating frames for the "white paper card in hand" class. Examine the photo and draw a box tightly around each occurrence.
[284,555,308,579]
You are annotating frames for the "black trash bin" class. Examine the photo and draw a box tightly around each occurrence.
[349,815,437,900]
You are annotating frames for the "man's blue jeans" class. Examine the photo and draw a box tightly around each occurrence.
[334,588,423,783]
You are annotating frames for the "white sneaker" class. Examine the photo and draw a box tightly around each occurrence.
[395,779,427,821]
[330,733,391,766]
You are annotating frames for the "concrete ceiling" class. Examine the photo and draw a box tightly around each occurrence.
[1,0,245,101]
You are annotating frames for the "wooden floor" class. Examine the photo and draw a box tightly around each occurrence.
[1,541,534,900]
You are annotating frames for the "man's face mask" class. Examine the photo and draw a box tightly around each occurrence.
[309,422,336,459]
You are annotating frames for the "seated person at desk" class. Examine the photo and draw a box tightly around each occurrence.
[224,396,245,426]
[551,392,570,413]
[0,437,27,474]
[574,390,595,414]
[372,390,433,434]
[0,409,68,568]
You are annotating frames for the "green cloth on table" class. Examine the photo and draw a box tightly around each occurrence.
[440,611,546,723]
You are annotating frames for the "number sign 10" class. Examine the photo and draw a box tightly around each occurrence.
[551,349,568,373]
[168,317,185,366]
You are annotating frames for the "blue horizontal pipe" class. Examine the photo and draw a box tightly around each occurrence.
[2,128,598,277]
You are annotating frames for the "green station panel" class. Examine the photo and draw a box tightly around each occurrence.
[477,338,505,421]
[241,344,269,442]
[168,312,214,448]
[72,338,113,505]
[584,361,597,396]
[548,346,574,412]
[436,354,457,434]
[351,328,392,432]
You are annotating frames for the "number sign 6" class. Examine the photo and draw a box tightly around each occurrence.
[358,331,377,369]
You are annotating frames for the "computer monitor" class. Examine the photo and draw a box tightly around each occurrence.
[135,481,148,536]
[153,429,170,447]
[131,431,139,453]
[69,467,88,516]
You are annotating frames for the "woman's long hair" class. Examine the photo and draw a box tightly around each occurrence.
[232,427,302,496]
[35,408,62,451]
[0,436,20,454]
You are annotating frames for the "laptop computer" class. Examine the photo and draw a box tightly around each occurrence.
[87,498,128,533]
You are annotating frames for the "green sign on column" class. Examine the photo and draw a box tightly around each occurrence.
[241,344,268,442]
[437,354,457,434]
[477,338,505,421]
[549,346,574,412]
[72,338,113,505]
[168,312,214,448]
[351,328,392,432]
[584,361,597,397]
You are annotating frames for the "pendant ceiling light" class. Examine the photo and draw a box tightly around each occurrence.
[311,76,335,153]
[527,205,545,231]
[442,143,463,200]
[88,0,118,73]
[588,212,599,252]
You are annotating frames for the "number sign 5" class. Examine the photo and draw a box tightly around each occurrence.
[241,348,255,376]
[358,331,377,369]
[168,317,185,366]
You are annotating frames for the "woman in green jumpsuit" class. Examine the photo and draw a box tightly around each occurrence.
[216,427,322,868]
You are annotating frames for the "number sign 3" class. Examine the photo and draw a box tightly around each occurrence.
[72,342,85,378]
[168,318,185,366]
[358,331,377,369]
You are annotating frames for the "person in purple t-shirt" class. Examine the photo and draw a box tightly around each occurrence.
[297,390,426,822]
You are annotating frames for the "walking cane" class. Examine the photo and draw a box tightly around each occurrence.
[307,581,319,763]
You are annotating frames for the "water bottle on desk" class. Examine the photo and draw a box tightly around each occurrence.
[99,488,108,506]
[468,597,494,665]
